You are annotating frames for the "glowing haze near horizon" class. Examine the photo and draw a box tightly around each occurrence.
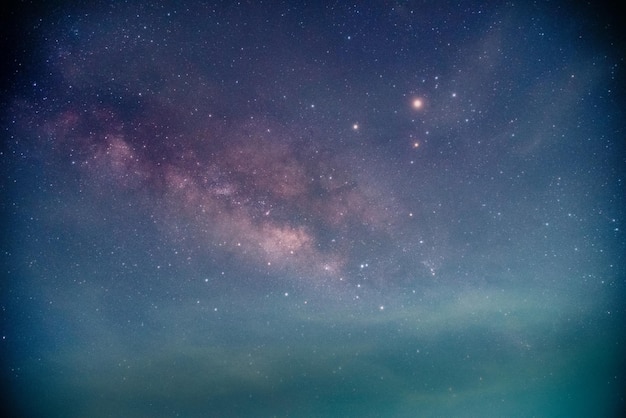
[1,1,625,417]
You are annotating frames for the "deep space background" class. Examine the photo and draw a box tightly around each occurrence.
[1,1,625,417]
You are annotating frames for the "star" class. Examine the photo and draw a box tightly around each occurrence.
[412,98,424,110]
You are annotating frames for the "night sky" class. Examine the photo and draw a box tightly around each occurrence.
[2,1,625,417]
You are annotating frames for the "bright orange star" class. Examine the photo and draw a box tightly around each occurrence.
[412,98,424,110]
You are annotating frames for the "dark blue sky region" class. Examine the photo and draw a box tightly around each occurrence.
[1,1,625,417]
